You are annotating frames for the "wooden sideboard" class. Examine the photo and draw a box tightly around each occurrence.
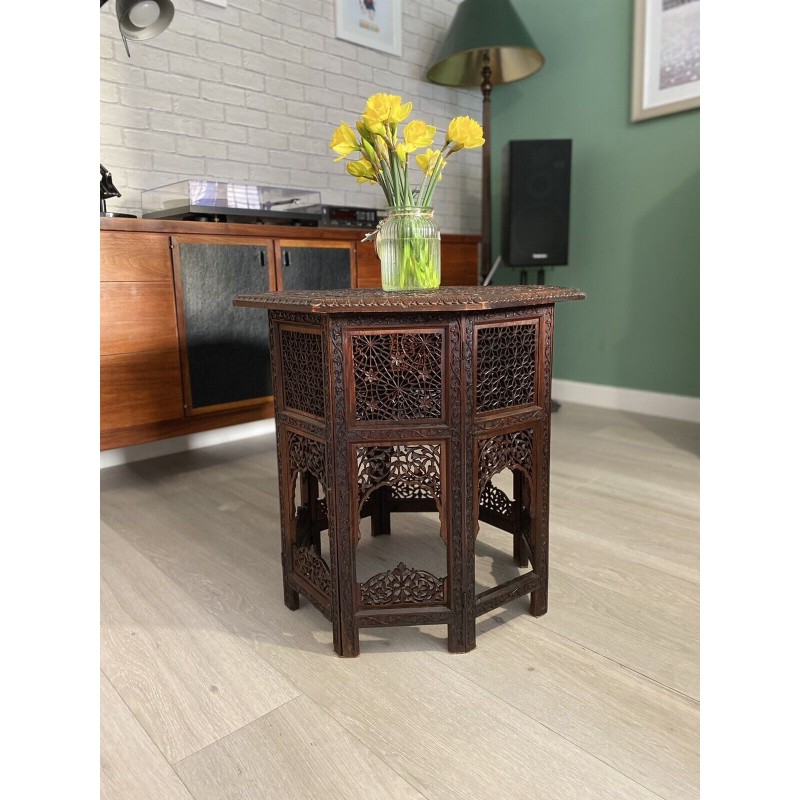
[100,217,480,450]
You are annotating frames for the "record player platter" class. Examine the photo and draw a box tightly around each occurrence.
[141,181,324,226]
[143,204,321,226]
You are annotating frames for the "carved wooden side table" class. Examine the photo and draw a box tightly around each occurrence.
[234,286,585,657]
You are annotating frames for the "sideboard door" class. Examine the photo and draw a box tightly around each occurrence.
[275,240,355,290]
[172,236,274,415]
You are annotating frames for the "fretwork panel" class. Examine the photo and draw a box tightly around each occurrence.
[476,322,537,413]
[351,331,444,422]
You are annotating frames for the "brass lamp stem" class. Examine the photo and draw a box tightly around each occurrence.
[480,50,493,283]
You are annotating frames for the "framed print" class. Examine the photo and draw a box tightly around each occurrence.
[631,0,700,122]
[335,0,403,57]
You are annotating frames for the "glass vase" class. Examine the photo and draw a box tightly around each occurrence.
[374,206,441,292]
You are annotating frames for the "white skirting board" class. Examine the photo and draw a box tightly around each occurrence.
[100,419,277,469]
[552,379,700,423]
[100,382,698,469]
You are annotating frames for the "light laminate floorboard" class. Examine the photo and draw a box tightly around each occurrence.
[100,402,699,799]
[100,672,195,800]
[246,637,664,800]
[429,618,699,800]
[100,522,300,764]
[174,694,426,800]
[533,566,698,699]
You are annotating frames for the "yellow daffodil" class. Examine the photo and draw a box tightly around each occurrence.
[330,92,488,289]
[346,158,377,184]
[362,93,412,133]
[361,137,378,163]
[373,135,389,162]
[402,120,436,153]
[446,116,484,152]
[415,148,444,177]
[331,91,483,211]
[329,122,360,161]
[356,120,374,142]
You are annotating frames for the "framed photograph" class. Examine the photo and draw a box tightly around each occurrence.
[335,0,403,57]
[631,0,700,122]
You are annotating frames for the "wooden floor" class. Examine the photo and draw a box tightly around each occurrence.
[99,402,699,800]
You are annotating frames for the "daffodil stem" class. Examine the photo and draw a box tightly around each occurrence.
[419,147,450,208]
[379,210,439,291]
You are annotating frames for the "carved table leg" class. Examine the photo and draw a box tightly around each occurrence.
[454,531,477,653]
[531,415,550,617]
[512,470,530,568]
[366,447,392,536]
[326,488,360,657]
[284,571,300,611]
[370,484,392,537]
[448,434,476,654]
[279,432,299,611]
[328,462,359,658]
[299,471,322,553]
[332,509,360,657]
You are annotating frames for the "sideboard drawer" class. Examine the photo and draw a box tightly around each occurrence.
[100,349,184,431]
[100,231,173,282]
[100,282,179,356]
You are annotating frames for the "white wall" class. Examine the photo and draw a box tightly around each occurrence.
[100,0,483,233]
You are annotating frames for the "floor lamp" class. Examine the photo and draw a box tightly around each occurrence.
[426,0,544,284]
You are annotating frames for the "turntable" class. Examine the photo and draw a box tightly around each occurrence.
[141,180,323,225]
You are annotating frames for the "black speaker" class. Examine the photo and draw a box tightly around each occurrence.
[502,139,572,267]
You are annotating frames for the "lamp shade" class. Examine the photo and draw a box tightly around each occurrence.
[426,0,543,87]
[117,0,174,41]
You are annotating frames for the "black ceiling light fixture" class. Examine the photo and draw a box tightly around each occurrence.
[100,0,175,58]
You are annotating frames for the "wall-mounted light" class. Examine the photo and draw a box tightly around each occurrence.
[100,0,175,58]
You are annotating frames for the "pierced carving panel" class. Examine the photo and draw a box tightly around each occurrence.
[356,444,441,511]
[280,328,325,418]
[477,430,535,504]
[476,322,537,413]
[286,430,327,489]
[293,545,332,598]
[479,480,513,518]
[352,331,443,421]
[360,562,446,607]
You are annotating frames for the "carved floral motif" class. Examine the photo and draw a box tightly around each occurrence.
[476,430,535,541]
[286,430,327,489]
[360,562,446,607]
[479,480,513,518]
[478,429,534,490]
[356,444,441,511]
[293,545,332,597]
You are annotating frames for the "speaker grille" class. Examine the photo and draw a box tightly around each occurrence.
[502,140,572,267]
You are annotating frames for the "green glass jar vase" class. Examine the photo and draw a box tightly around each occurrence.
[374,206,441,292]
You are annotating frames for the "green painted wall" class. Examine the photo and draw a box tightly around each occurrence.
[491,1,699,397]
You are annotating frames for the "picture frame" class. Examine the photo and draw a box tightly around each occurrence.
[631,0,700,122]
[334,0,403,58]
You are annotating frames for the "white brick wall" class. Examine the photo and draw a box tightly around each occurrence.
[100,0,483,233]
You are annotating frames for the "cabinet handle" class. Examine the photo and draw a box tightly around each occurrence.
[283,251,290,268]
